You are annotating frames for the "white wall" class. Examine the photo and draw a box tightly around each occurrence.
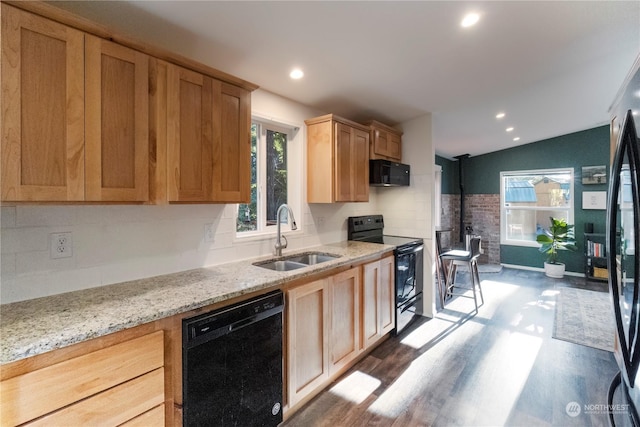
[377,114,436,317]
[0,90,379,303]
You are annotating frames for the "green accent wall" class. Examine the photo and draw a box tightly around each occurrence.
[440,125,610,273]
[435,155,458,194]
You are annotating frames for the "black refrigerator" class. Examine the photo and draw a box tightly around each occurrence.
[608,54,640,426]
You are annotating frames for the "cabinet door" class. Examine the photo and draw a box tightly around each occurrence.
[1,4,84,201]
[388,132,402,161]
[334,123,369,202]
[362,261,381,349]
[287,279,329,406]
[372,128,389,158]
[85,35,149,202]
[212,82,251,202]
[328,268,360,375]
[334,122,354,202]
[353,127,370,202]
[167,64,213,202]
[362,256,395,350]
[379,255,395,336]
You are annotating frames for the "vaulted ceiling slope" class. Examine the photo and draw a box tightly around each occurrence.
[51,1,640,159]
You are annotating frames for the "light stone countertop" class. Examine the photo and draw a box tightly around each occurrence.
[0,241,394,365]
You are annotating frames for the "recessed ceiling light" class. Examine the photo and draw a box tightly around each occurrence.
[496,112,505,119]
[461,13,480,28]
[513,137,521,141]
[289,68,304,79]
[506,127,514,132]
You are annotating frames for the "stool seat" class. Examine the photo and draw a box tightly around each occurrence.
[439,249,472,261]
[440,235,484,312]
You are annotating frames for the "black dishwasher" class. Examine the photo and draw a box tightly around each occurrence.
[182,290,284,427]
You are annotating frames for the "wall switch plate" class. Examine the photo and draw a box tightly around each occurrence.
[50,232,73,259]
[204,223,215,243]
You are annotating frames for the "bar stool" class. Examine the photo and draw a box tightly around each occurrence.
[440,235,484,311]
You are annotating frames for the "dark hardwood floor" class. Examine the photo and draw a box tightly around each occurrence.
[284,267,626,427]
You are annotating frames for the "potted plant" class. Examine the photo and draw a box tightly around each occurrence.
[536,217,578,278]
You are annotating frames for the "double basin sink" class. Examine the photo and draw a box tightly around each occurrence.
[253,252,341,272]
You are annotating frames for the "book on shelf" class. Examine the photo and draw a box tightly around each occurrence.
[587,240,606,258]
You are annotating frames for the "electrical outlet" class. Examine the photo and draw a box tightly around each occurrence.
[317,217,325,228]
[204,223,215,243]
[50,232,73,259]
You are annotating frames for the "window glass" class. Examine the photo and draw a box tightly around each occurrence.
[237,120,291,235]
[500,169,574,246]
[265,129,288,226]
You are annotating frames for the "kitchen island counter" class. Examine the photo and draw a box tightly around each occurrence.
[1,241,393,364]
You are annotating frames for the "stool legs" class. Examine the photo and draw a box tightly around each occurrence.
[471,260,484,307]
[443,259,484,311]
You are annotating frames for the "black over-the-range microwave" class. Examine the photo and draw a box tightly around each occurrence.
[369,159,410,187]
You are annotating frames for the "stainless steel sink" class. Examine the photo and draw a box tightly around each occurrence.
[253,252,341,271]
[285,253,340,265]
[254,260,308,271]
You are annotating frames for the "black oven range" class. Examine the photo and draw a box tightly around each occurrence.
[348,215,424,334]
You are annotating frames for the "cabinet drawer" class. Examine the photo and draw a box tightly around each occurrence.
[120,404,166,427]
[26,368,164,427]
[1,331,164,426]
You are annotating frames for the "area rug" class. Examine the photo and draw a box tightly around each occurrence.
[553,287,615,352]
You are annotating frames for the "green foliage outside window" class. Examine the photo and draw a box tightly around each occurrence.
[237,123,288,232]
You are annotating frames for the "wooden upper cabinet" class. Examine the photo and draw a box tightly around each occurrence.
[367,120,402,162]
[85,35,149,202]
[1,4,85,202]
[212,83,251,203]
[306,114,370,203]
[165,64,250,203]
[166,64,214,202]
[1,5,150,203]
[2,3,255,205]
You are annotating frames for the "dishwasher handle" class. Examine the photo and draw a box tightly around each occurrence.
[183,290,283,349]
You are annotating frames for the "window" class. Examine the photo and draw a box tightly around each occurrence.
[500,168,574,246]
[236,119,296,235]
[434,165,442,227]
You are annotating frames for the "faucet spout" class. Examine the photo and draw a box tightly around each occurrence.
[275,204,297,256]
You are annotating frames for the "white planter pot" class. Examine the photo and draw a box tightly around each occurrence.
[544,262,565,278]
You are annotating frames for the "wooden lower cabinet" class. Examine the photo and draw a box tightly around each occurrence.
[0,257,395,426]
[0,329,167,427]
[286,259,393,413]
[328,268,360,376]
[121,404,166,427]
[362,255,395,350]
[286,279,330,408]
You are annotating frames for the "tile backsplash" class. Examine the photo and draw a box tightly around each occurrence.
[0,202,375,303]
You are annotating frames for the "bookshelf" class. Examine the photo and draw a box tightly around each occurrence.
[585,232,608,281]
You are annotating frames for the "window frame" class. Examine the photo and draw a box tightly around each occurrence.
[500,167,574,247]
[235,115,302,239]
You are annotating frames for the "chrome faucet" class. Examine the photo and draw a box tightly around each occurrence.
[275,204,297,256]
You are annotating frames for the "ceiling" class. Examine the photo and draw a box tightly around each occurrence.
[51,1,640,160]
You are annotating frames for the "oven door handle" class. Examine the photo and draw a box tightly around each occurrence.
[396,244,424,255]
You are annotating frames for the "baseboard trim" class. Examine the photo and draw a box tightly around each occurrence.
[500,263,585,278]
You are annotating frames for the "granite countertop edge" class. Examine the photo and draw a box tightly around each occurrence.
[0,241,394,365]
